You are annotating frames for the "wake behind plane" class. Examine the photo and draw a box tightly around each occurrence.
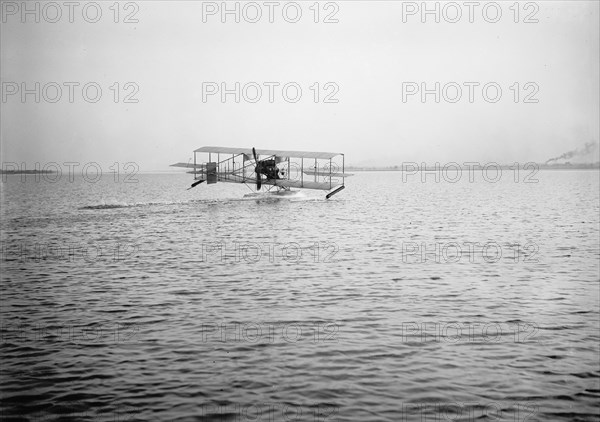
[171,146,351,199]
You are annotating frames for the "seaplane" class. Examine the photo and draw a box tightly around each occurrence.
[171,146,351,199]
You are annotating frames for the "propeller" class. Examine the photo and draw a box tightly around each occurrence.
[252,147,262,190]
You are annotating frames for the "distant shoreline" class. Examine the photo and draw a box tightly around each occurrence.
[0,170,56,174]
[345,163,600,171]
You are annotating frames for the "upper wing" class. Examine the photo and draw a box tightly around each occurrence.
[194,146,342,160]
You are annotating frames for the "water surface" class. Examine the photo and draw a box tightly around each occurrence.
[1,170,599,421]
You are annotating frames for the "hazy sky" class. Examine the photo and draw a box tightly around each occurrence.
[1,0,599,169]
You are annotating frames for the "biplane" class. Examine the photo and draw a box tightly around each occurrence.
[171,146,351,199]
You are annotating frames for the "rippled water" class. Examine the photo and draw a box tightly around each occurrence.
[1,170,599,421]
